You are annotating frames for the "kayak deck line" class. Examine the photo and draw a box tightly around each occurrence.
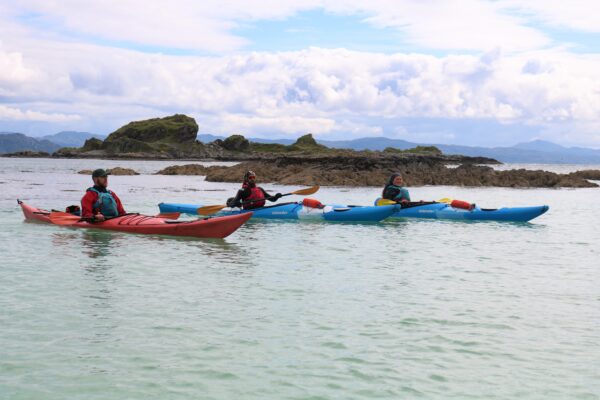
[381,200,549,222]
[18,200,251,239]
[159,201,398,222]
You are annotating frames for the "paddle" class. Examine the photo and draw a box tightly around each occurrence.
[197,185,320,216]
[376,198,451,206]
[49,212,84,225]
[49,211,181,226]
[376,197,473,210]
[156,212,181,219]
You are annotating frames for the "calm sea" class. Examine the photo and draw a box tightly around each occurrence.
[1,158,598,399]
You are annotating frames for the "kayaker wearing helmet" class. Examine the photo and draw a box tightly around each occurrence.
[80,169,126,221]
[226,171,282,210]
[382,173,411,205]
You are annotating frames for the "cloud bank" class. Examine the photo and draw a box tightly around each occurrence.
[1,1,600,146]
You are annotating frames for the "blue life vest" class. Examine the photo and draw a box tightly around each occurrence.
[87,187,119,217]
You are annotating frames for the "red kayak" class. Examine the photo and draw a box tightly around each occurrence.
[19,201,251,239]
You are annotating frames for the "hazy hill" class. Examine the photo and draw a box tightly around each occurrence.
[40,131,105,148]
[0,133,60,154]
[198,134,600,164]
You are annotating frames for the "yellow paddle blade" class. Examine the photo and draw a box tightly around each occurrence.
[376,199,396,206]
[197,204,227,216]
[437,198,453,204]
[291,185,320,196]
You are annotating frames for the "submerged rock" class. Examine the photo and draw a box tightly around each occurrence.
[77,167,139,175]
[155,164,212,175]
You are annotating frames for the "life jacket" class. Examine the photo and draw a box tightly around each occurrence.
[87,187,119,217]
[242,183,265,209]
[383,185,400,200]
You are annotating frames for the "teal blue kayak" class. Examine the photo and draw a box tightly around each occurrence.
[382,201,549,222]
[158,202,398,222]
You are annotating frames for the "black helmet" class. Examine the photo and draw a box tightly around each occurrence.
[92,168,109,178]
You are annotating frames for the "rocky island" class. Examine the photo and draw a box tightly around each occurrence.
[44,114,600,188]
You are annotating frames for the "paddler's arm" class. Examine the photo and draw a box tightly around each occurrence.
[228,188,250,208]
[398,188,411,202]
[80,190,97,219]
[261,188,282,202]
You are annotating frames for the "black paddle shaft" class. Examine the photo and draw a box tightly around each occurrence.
[240,193,287,206]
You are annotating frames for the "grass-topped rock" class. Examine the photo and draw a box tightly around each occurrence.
[241,133,331,154]
[221,135,250,152]
[106,114,198,144]
[384,146,442,155]
[54,114,227,159]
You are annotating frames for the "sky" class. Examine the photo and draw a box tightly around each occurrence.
[1,1,600,147]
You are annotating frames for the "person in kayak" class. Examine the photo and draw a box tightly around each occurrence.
[382,173,411,205]
[81,169,126,221]
[226,171,282,210]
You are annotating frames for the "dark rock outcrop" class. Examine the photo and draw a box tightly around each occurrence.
[567,170,600,181]
[221,135,250,151]
[82,137,104,151]
[157,156,599,188]
[2,151,50,158]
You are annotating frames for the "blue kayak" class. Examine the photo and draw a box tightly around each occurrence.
[383,201,549,222]
[158,202,398,222]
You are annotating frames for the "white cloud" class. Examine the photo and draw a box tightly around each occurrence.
[500,1,600,33]
[0,0,558,53]
[1,1,600,146]
[348,0,549,52]
[0,105,81,122]
[215,114,336,135]
[2,38,600,143]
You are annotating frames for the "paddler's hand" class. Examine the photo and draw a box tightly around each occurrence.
[94,213,105,222]
[400,199,409,205]
[274,193,282,200]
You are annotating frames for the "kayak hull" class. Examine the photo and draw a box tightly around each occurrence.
[158,202,398,222]
[19,201,251,238]
[388,202,549,222]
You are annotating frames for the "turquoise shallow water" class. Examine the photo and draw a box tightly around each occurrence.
[1,158,599,399]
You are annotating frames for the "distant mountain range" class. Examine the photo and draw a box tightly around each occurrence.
[0,131,106,154]
[0,133,61,154]
[2,131,599,163]
[40,131,106,148]
[198,134,600,164]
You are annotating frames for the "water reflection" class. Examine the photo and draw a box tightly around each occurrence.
[81,230,117,259]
